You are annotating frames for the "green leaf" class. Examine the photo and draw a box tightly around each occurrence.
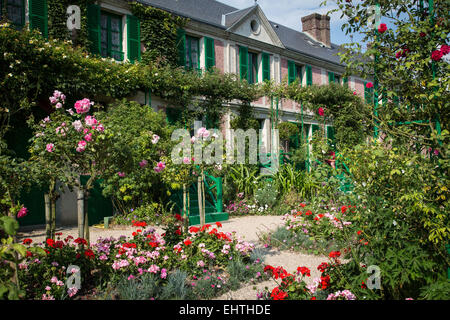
[0,217,19,236]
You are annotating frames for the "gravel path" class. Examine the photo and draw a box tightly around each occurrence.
[17,215,328,300]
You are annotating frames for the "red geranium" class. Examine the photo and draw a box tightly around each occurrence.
[341,206,348,214]
[22,238,33,245]
[305,210,312,216]
[84,249,95,259]
[189,226,200,233]
[377,23,387,33]
[329,251,341,258]
[317,262,329,273]
[46,238,55,248]
[74,238,87,245]
[297,266,311,277]
[149,242,158,248]
[271,287,288,300]
[215,221,222,228]
[132,220,147,228]
[26,251,33,257]
[320,275,330,289]
[200,224,211,232]
[183,239,192,246]
[299,203,306,208]
[174,214,182,221]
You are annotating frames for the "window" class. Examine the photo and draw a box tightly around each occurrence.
[185,35,200,70]
[335,74,341,85]
[248,51,258,84]
[5,0,25,27]
[100,11,123,61]
[288,61,303,85]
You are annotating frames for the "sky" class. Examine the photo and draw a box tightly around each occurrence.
[216,0,364,45]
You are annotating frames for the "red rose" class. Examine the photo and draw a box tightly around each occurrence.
[365,82,373,89]
[318,107,325,116]
[431,50,443,61]
[377,23,387,33]
[441,45,450,55]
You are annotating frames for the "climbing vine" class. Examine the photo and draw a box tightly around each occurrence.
[47,0,94,48]
[129,2,187,67]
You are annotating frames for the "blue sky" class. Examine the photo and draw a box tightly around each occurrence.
[217,0,364,45]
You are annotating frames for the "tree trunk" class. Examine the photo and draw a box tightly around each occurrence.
[84,191,90,243]
[197,175,204,226]
[44,194,51,239]
[50,196,56,239]
[77,188,85,239]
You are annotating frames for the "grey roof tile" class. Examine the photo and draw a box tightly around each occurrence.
[137,0,344,66]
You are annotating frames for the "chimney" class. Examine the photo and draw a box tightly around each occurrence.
[301,13,331,48]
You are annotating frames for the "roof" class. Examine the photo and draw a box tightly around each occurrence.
[137,0,343,66]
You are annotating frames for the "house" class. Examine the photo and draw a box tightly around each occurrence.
[1,0,371,226]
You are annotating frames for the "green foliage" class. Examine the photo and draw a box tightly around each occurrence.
[226,164,260,198]
[115,273,161,300]
[47,0,94,48]
[278,121,299,141]
[98,100,173,213]
[254,180,277,208]
[129,2,187,67]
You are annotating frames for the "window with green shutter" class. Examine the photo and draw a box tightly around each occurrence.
[343,77,349,87]
[239,46,248,81]
[185,35,200,71]
[127,15,140,63]
[327,126,336,150]
[204,37,215,71]
[262,52,270,82]
[5,0,25,28]
[100,11,123,61]
[87,4,101,55]
[306,65,312,86]
[295,65,303,84]
[288,60,296,84]
[335,74,341,85]
[29,0,48,38]
[328,72,335,84]
[248,51,258,84]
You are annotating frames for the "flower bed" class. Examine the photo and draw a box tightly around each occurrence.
[17,219,266,300]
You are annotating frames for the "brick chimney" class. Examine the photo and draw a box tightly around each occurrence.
[301,13,331,48]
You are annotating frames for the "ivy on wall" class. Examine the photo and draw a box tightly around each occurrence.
[47,0,94,48]
[129,2,187,67]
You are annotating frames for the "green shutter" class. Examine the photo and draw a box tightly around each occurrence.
[262,52,270,82]
[306,65,312,86]
[328,72,335,84]
[176,28,186,67]
[343,77,348,87]
[87,4,101,55]
[288,60,296,84]
[327,126,336,149]
[127,15,141,63]
[239,46,248,81]
[205,37,215,71]
[29,0,47,37]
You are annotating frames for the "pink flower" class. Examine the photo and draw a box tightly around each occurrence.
[55,102,62,109]
[67,287,78,298]
[76,140,87,152]
[85,115,98,127]
[431,50,443,61]
[46,143,54,152]
[74,98,92,114]
[366,82,374,89]
[197,127,210,138]
[353,91,357,95]
[377,23,387,33]
[53,90,61,99]
[318,107,324,116]
[43,116,50,123]
[151,134,160,144]
[117,172,125,177]
[148,264,160,274]
[182,157,190,164]
[49,96,57,104]
[96,124,104,132]
[72,120,83,132]
[84,133,93,142]
[139,160,148,168]
[17,207,28,218]
[154,161,166,173]
[161,268,167,279]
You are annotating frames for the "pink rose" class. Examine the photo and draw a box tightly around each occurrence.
[76,140,87,152]
[17,207,28,218]
[96,124,104,132]
[365,82,374,89]
[49,96,57,104]
[74,98,92,114]
[84,133,93,142]
[85,115,98,126]
[182,157,190,164]
[46,143,54,152]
